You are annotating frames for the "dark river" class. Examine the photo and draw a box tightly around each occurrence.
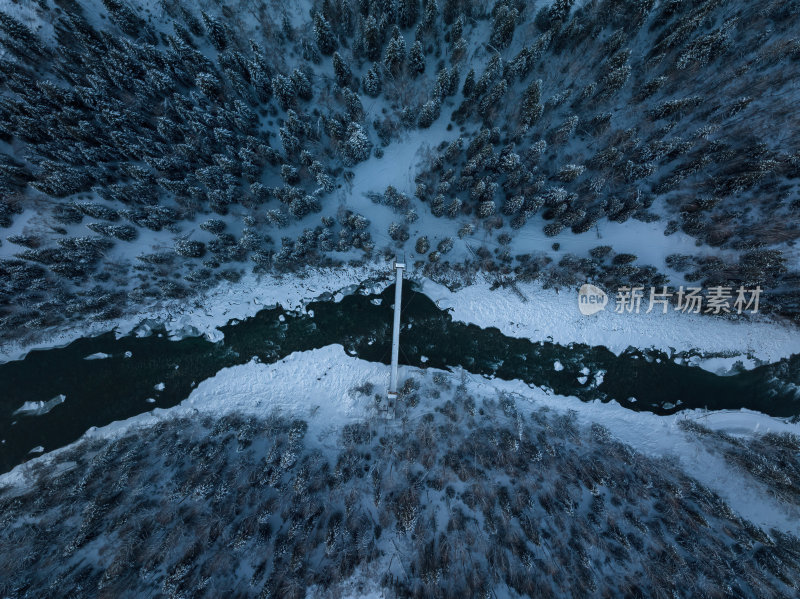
[1,283,799,473]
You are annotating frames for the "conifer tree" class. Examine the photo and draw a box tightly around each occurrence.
[272,74,296,110]
[478,199,497,218]
[421,0,438,31]
[201,11,228,51]
[363,15,381,61]
[102,0,145,39]
[332,52,352,88]
[381,0,398,26]
[450,15,463,44]
[549,0,574,24]
[418,97,441,128]
[489,3,517,49]
[520,79,543,126]
[408,40,425,76]
[342,88,365,121]
[363,63,382,97]
[442,197,460,218]
[290,68,313,101]
[462,68,475,98]
[313,12,338,55]
[399,0,419,29]
[384,27,406,73]
[342,123,372,165]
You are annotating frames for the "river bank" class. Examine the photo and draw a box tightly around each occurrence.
[2,282,799,477]
[3,343,799,538]
[2,264,799,371]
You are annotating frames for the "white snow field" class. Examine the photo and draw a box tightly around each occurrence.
[418,274,800,368]
[3,344,799,538]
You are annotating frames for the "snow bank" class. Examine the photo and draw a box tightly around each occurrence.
[0,262,391,363]
[3,260,798,376]
[179,345,387,442]
[418,275,800,366]
[0,345,386,489]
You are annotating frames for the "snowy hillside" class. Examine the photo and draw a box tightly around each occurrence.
[3,345,800,598]
[0,0,798,346]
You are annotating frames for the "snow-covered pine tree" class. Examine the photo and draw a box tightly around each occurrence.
[549,115,579,144]
[195,72,222,98]
[446,197,462,217]
[421,0,438,31]
[478,199,497,218]
[272,74,296,110]
[408,40,425,76]
[363,63,382,97]
[450,14,463,44]
[101,0,146,39]
[174,239,206,258]
[399,0,419,29]
[544,221,565,236]
[462,68,475,98]
[458,222,474,237]
[266,209,289,227]
[279,126,301,156]
[520,79,543,126]
[342,87,365,121]
[431,194,445,216]
[384,27,406,74]
[314,12,338,55]
[333,52,353,88]
[201,11,228,51]
[290,68,313,101]
[547,0,574,27]
[478,79,507,119]
[388,221,409,241]
[380,0,398,26]
[0,12,46,57]
[342,123,372,165]
[489,3,518,49]
[418,97,441,128]
[503,195,524,216]
[363,15,381,61]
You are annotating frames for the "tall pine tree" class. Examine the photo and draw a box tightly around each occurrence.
[332,52,352,88]
[384,27,406,74]
[313,12,338,55]
[399,0,419,29]
[408,40,425,76]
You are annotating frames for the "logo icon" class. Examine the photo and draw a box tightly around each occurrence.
[578,284,607,315]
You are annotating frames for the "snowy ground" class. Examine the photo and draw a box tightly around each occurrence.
[417,274,800,370]
[3,343,799,537]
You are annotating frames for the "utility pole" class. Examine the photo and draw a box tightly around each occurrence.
[387,253,405,415]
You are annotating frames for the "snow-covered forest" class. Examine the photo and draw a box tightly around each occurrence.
[0,0,799,345]
[2,1,800,595]
[3,367,800,598]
